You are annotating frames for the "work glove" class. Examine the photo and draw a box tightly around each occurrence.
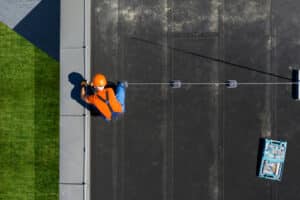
[81,80,88,87]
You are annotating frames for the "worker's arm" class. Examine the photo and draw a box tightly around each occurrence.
[108,88,123,112]
[80,80,91,104]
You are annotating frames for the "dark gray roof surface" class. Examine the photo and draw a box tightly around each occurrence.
[91,0,300,199]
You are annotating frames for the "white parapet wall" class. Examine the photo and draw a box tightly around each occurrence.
[60,0,91,199]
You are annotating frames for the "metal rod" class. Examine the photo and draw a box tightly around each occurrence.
[128,82,299,85]
[128,83,170,85]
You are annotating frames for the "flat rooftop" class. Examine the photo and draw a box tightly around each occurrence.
[90,0,300,199]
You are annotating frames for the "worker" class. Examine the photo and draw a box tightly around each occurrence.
[80,73,127,121]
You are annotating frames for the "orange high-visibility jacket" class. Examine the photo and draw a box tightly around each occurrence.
[87,88,122,120]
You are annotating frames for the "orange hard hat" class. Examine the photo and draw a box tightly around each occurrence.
[92,74,107,87]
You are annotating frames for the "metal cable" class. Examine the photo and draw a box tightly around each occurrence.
[128,82,299,86]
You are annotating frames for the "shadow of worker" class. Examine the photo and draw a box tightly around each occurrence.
[68,72,97,113]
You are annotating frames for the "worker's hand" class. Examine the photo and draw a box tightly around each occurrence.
[81,80,88,87]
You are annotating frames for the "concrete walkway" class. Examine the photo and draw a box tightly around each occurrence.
[60,0,91,200]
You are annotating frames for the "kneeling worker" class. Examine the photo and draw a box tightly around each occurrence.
[81,73,127,121]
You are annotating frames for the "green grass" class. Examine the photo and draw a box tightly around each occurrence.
[0,22,59,200]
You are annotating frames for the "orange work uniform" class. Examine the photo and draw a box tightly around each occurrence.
[87,88,122,120]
